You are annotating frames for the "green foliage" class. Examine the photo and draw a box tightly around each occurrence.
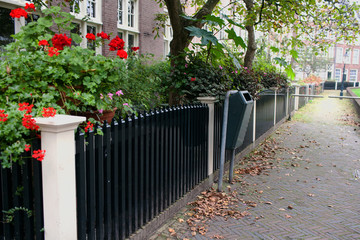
[0,4,160,166]
[161,52,231,104]
[3,207,32,224]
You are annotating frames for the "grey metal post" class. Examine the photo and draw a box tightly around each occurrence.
[229,149,235,183]
[218,90,238,192]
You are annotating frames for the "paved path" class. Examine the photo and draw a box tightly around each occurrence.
[150,90,360,240]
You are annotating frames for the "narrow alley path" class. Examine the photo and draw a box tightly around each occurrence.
[150,90,360,240]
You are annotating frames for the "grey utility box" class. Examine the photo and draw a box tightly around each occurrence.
[225,91,254,150]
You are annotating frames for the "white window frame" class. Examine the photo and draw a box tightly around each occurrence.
[118,0,123,25]
[335,68,341,81]
[349,69,357,82]
[117,0,138,31]
[353,49,359,65]
[87,0,96,18]
[70,0,102,25]
[336,47,343,63]
[128,0,135,27]
[344,49,351,64]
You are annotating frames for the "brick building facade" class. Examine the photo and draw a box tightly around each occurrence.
[0,0,171,59]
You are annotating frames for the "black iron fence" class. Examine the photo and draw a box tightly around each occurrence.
[0,138,44,240]
[75,104,209,239]
[324,81,359,90]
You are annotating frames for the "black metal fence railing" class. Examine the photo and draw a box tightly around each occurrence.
[0,138,44,240]
[324,81,360,90]
[75,104,209,239]
[256,90,275,139]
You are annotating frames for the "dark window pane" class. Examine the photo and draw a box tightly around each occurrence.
[128,34,134,49]
[71,22,81,46]
[0,7,15,46]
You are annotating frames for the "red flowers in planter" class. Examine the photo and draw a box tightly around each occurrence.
[86,33,96,41]
[24,144,31,152]
[38,40,49,46]
[97,31,110,40]
[48,47,59,57]
[32,149,46,162]
[84,121,93,132]
[25,3,36,11]
[0,110,8,122]
[131,46,139,52]
[22,114,39,131]
[10,8,28,18]
[117,50,128,59]
[42,107,56,118]
[18,102,34,114]
[109,36,125,51]
[51,34,72,50]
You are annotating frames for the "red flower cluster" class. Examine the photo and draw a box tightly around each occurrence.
[38,40,49,46]
[42,107,56,117]
[116,50,128,59]
[131,47,139,52]
[25,3,36,11]
[22,114,39,131]
[48,47,59,57]
[18,102,34,114]
[25,144,31,152]
[84,121,93,132]
[191,77,196,82]
[32,150,46,162]
[10,8,28,18]
[0,110,8,122]
[86,33,96,41]
[97,31,110,40]
[109,36,125,51]
[51,34,72,50]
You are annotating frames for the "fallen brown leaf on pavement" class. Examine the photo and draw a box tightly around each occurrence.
[285,214,292,218]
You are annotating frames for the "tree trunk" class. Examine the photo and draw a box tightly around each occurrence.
[244,25,257,69]
[243,0,257,69]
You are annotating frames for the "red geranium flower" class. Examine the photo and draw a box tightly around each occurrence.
[131,46,140,52]
[191,77,196,82]
[18,102,34,114]
[22,114,39,131]
[84,121,93,132]
[51,34,72,50]
[25,144,31,152]
[42,107,56,117]
[38,40,49,46]
[10,8,28,18]
[117,49,128,59]
[48,47,59,57]
[0,110,8,122]
[97,31,110,40]
[24,3,36,11]
[109,36,125,51]
[86,33,96,41]
[32,149,46,162]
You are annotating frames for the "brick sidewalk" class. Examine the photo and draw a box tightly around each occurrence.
[150,91,360,240]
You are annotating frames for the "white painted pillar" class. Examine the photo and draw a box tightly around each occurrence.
[34,115,86,240]
[293,84,300,110]
[197,97,216,176]
[285,88,289,116]
[252,100,257,145]
[335,81,338,90]
[273,89,277,125]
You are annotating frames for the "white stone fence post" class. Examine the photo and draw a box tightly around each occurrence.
[198,97,216,176]
[34,115,86,240]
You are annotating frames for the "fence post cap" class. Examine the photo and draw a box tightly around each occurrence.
[34,114,86,133]
[197,96,217,104]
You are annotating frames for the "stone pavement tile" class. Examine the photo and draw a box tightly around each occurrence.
[150,92,360,240]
